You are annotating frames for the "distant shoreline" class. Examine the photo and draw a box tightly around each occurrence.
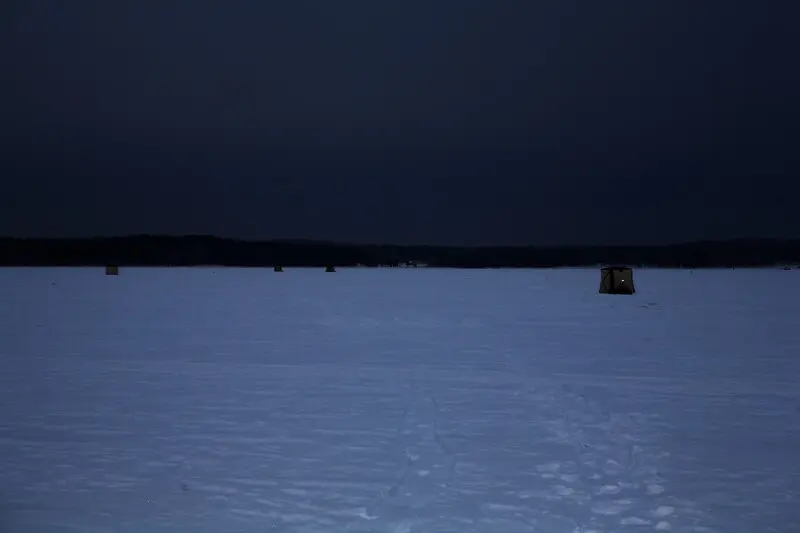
[1,235,798,268]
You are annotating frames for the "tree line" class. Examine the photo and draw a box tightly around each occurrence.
[0,235,799,268]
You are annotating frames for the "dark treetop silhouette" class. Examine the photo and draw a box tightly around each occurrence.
[1,236,799,268]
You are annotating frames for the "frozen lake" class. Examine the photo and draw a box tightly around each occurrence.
[1,267,799,532]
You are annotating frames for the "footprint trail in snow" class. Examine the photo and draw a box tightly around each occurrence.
[351,387,456,532]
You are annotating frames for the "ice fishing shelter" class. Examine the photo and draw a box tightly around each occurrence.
[274,266,284,272]
[599,266,634,295]
[325,265,336,272]
[105,265,119,276]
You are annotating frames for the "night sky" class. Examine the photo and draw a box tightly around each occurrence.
[2,2,798,246]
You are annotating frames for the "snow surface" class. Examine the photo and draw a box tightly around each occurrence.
[1,267,799,533]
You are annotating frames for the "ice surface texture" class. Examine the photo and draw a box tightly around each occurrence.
[1,267,798,532]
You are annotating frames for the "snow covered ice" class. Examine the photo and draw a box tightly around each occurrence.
[1,267,799,532]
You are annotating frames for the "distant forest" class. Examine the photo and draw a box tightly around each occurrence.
[1,235,800,268]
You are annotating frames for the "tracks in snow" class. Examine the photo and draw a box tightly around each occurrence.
[349,383,456,533]
[347,362,711,532]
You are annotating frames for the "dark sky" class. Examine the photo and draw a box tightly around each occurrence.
[1,2,798,246]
